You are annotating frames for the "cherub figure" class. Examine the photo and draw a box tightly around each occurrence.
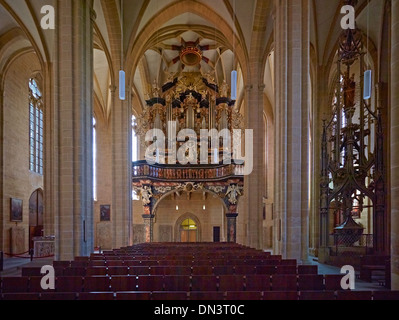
[152,80,161,97]
[140,186,153,206]
[226,184,242,205]
[220,80,229,97]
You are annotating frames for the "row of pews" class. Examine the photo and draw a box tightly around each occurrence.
[1,243,398,300]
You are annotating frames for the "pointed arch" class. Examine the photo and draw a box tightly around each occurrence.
[174,212,201,243]
[125,0,249,89]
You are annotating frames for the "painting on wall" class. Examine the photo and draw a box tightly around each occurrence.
[100,205,111,222]
[10,198,23,222]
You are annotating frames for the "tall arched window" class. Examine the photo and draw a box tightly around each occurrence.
[93,117,97,201]
[29,78,43,175]
[132,115,139,200]
[132,115,139,162]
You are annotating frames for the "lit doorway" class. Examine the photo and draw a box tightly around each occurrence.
[180,218,198,243]
[29,189,44,250]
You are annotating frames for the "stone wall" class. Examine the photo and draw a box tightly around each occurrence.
[130,191,227,243]
[93,108,113,250]
[1,51,43,254]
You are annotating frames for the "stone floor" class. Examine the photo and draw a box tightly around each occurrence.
[0,256,54,277]
[309,258,389,291]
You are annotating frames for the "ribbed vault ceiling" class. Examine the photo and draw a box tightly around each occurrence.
[0,0,387,121]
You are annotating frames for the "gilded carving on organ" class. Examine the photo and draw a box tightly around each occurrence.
[135,72,242,151]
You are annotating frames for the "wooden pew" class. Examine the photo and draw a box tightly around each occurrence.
[359,255,390,282]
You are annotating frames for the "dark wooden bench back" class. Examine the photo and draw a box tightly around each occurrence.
[360,255,390,266]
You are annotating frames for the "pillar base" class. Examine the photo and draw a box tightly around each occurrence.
[392,273,399,291]
[318,247,330,264]
[300,257,313,265]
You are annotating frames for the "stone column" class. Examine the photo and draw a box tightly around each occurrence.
[244,83,264,250]
[274,0,310,262]
[391,0,399,290]
[142,213,154,243]
[93,100,113,249]
[100,0,132,250]
[299,0,311,264]
[43,61,54,240]
[50,0,94,260]
[226,213,238,243]
[111,85,133,249]
[0,84,3,250]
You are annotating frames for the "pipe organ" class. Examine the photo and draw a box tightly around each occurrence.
[134,72,244,163]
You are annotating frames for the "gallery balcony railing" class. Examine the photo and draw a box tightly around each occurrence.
[132,160,245,182]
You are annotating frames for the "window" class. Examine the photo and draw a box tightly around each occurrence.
[132,115,139,162]
[29,79,43,175]
[181,219,197,230]
[93,117,97,201]
[180,218,198,243]
[132,115,140,200]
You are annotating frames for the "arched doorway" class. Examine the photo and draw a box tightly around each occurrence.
[180,218,198,243]
[150,189,227,243]
[29,189,44,250]
[175,214,201,243]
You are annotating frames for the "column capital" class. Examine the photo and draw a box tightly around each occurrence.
[258,84,266,92]
[125,87,132,98]
[109,85,117,94]
[271,2,276,21]
[90,8,97,22]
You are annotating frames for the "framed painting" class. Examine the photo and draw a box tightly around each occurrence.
[100,205,111,222]
[10,198,23,222]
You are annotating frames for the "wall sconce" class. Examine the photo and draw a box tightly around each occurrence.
[231,70,237,100]
[364,70,372,100]
[119,70,126,100]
